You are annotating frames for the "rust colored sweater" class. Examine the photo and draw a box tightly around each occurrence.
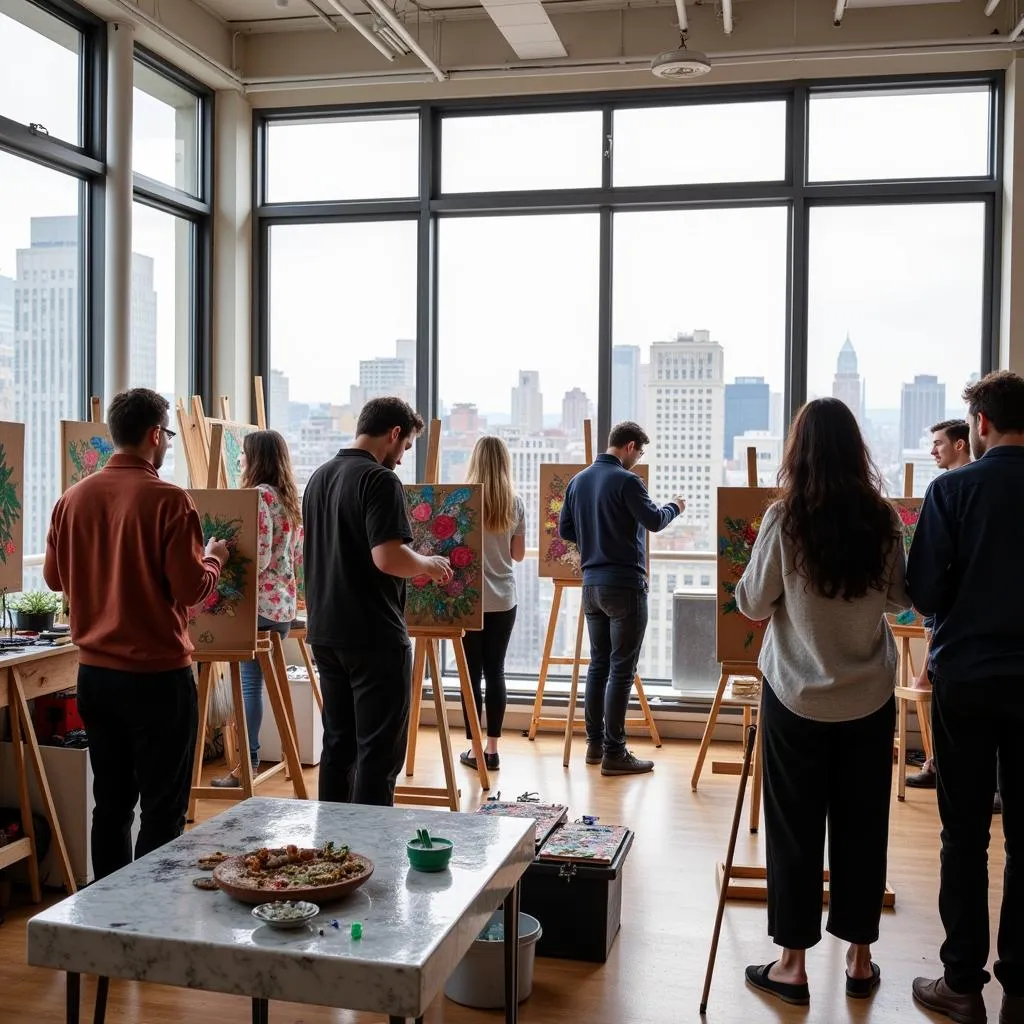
[43,454,222,672]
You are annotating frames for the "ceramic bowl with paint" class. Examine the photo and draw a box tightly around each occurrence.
[407,835,454,872]
[251,900,319,930]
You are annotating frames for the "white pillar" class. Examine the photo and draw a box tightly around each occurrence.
[1001,55,1024,375]
[103,21,135,406]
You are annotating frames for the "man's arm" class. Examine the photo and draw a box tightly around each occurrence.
[558,482,577,544]
[164,503,223,608]
[734,504,784,621]
[906,483,955,618]
[623,475,681,533]
[366,473,451,582]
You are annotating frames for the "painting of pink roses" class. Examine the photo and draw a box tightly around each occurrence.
[61,420,115,492]
[538,462,650,580]
[404,483,483,631]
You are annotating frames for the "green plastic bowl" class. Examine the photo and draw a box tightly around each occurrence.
[407,836,453,872]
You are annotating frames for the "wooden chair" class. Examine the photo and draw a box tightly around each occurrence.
[891,623,933,801]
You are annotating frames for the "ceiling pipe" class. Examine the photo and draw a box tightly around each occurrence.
[722,0,733,34]
[303,0,339,30]
[1012,13,1024,38]
[322,0,399,60]
[833,0,846,25]
[359,0,447,79]
[673,0,688,32]
[984,0,1002,13]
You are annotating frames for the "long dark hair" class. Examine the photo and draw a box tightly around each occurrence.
[241,430,301,528]
[778,398,897,601]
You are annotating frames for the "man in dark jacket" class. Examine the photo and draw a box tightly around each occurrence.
[559,421,684,776]
[907,372,1024,1024]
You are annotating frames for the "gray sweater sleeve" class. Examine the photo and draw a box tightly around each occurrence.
[734,502,784,622]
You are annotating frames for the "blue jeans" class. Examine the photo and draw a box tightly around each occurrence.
[241,617,292,765]
[582,584,648,758]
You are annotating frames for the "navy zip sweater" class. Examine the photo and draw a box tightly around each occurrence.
[906,444,1024,683]
[558,454,681,588]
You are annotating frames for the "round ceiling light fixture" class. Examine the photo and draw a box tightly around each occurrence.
[650,45,712,79]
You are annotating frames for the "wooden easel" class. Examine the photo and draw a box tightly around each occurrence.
[397,419,490,810]
[185,425,306,818]
[527,419,662,767]
[691,447,764,831]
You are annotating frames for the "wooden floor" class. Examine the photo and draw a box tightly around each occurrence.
[0,732,1008,1024]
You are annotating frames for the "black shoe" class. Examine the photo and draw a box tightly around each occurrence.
[601,750,654,776]
[846,962,881,999]
[994,791,1003,815]
[1001,992,1024,1024]
[907,767,937,789]
[460,749,499,771]
[586,741,603,765]
[912,977,987,1024]
[745,963,810,1006]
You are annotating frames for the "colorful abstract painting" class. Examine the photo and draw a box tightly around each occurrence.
[0,422,25,594]
[187,488,259,655]
[404,483,483,631]
[716,486,777,665]
[206,418,257,489]
[60,421,115,491]
[889,498,924,628]
[538,823,629,865]
[538,462,651,580]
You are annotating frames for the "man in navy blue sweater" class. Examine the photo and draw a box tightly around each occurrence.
[559,422,684,776]
[907,371,1024,1024]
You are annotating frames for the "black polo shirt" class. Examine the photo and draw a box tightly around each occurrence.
[301,448,413,650]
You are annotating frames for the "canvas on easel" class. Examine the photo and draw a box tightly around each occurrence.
[888,497,924,628]
[60,420,115,492]
[0,421,25,594]
[204,418,257,489]
[186,488,259,656]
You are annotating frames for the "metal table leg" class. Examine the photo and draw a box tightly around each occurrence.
[252,997,269,1024]
[66,973,80,1024]
[94,976,109,1024]
[503,880,520,1024]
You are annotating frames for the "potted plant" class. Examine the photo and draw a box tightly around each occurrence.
[10,591,61,632]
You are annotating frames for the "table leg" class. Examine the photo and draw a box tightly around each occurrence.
[503,881,520,1024]
[94,976,109,1024]
[66,973,80,1024]
[252,997,269,1024]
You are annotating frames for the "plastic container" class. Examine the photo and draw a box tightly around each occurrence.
[443,911,542,1008]
[406,835,453,872]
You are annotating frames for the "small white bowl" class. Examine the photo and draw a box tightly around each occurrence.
[251,900,319,930]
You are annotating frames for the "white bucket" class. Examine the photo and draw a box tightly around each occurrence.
[443,911,542,1009]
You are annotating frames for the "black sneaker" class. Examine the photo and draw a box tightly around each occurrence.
[906,766,937,789]
[601,750,654,776]
[586,741,603,765]
[460,750,500,771]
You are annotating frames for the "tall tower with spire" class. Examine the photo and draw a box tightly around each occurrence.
[832,334,864,426]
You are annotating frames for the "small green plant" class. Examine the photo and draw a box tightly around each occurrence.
[10,591,61,614]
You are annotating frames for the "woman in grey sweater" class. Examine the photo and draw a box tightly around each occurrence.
[735,397,910,1007]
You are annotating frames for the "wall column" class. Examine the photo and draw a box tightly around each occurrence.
[103,21,135,407]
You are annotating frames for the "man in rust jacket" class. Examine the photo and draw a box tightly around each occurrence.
[44,388,227,880]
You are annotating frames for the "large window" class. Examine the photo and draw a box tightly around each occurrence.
[267,220,419,489]
[806,202,986,497]
[133,59,201,196]
[254,78,1000,691]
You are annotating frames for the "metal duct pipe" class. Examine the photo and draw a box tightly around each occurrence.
[303,0,339,31]
[984,0,1002,14]
[323,0,399,60]
[674,0,688,32]
[358,0,446,78]
[722,0,733,34]
[834,0,846,25]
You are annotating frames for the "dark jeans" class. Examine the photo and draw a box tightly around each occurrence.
[240,617,293,765]
[312,641,412,807]
[76,664,198,881]
[582,584,648,758]
[932,675,1024,995]
[761,682,895,950]
[461,606,517,740]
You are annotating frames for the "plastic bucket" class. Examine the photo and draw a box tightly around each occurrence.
[443,911,542,1008]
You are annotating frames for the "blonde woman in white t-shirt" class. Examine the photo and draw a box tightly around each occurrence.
[459,437,525,772]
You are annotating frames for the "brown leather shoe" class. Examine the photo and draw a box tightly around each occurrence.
[1002,994,1024,1024]
[912,977,987,1024]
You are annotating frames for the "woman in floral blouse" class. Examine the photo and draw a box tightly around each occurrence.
[213,430,303,787]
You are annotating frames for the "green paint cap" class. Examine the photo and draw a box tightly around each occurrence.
[351,921,363,940]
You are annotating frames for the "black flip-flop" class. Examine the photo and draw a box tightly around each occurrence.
[744,963,810,1006]
[846,962,881,999]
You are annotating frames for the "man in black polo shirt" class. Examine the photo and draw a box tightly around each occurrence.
[302,397,453,807]
[908,371,1024,1024]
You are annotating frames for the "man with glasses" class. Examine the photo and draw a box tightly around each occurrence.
[559,421,685,776]
[44,388,228,879]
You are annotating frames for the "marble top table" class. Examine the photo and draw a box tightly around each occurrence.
[28,797,535,1023]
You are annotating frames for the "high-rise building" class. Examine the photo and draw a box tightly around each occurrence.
[730,430,784,486]
[769,391,784,436]
[723,377,770,459]
[832,334,864,425]
[511,370,543,433]
[646,330,725,547]
[0,275,13,421]
[129,252,157,390]
[900,374,946,451]
[269,368,290,430]
[561,387,590,438]
[448,402,481,435]
[352,339,416,411]
[612,345,641,425]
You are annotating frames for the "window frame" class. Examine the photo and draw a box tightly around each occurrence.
[131,45,214,403]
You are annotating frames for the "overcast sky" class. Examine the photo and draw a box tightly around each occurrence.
[1,5,993,419]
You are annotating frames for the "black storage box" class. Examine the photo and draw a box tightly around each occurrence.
[520,829,634,963]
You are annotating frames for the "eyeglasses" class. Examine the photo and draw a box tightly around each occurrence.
[160,426,177,439]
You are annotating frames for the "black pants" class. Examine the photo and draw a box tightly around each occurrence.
[932,675,1024,995]
[76,665,198,882]
[312,641,412,807]
[460,606,517,740]
[761,682,895,949]
[582,584,648,758]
